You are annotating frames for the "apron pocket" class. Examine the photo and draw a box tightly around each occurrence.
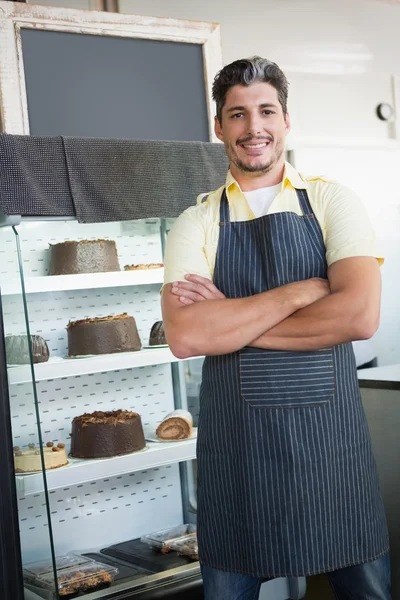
[240,347,334,408]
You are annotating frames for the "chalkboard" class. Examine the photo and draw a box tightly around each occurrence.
[20,29,210,142]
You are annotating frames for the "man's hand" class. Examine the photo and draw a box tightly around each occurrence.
[171,274,226,305]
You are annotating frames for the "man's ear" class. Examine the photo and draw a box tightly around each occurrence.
[214,116,224,142]
[284,112,291,136]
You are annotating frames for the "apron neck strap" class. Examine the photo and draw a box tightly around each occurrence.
[296,188,314,216]
[219,188,230,224]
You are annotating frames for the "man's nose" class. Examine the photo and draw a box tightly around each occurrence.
[246,115,263,136]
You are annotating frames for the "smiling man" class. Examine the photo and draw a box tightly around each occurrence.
[161,57,390,600]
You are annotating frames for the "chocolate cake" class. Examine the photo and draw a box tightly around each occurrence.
[48,239,120,275]
[67,313,141,356]
[70,410,146,458]
[5,335,49,365]
[149,321,167,346]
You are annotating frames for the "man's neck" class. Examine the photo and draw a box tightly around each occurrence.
[231,161,285,192]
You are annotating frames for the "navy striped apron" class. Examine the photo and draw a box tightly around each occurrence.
[197,188,388,577]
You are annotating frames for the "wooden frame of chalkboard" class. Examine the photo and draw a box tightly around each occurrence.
[0,1,222,140]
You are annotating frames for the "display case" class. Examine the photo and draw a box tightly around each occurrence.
[0,215,203,599]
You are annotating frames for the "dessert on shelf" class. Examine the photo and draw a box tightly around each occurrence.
[5,334,50,365]
[156,410,193,441]
[53,565,114,596]
[36,563,116,596]
[14,442,68,473]
[70,409,146,458]
[124,263,163,271]
[149,321,167,346]
[48,239,120,275]
[67,313,141,356]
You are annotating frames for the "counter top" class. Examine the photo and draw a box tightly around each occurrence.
[358,364,400,390]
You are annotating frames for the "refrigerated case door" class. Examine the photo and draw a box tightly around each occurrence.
[0,291,24,600]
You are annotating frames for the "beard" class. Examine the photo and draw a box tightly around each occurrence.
[227,138,284,175]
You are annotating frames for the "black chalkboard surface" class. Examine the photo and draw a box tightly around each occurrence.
[20,29,210,141]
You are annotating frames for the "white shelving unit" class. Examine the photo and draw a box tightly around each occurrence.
[8,347,184,385]
[15,439,197,496]
[3,220,197,564]
[2,268,164,296]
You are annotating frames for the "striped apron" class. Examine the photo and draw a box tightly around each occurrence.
[197,188,389,577]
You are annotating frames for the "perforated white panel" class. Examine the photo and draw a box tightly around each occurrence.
[18,464,183,564]
[1,219,190,567]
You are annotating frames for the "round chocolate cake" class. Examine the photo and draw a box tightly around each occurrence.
[67,313,141,356]
[70,410,146,458]
[48,239,120,275]
[5,335,49,365]
[149,321,167,346]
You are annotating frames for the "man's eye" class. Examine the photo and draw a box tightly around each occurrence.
[263,110,274,116]
[231,113,244,118]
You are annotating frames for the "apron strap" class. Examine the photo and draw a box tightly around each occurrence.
[219,188,230,225]
[295,188,314,216]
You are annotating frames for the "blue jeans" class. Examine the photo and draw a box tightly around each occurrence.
[201,553,391,600]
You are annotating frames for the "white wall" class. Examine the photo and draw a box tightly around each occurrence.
[30,0,400,75]
[117,0,400,74]
[293,145,400,367]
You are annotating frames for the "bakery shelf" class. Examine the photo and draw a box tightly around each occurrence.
[15,439,197,496]
[8,348,183,385]
[1,268,164,296]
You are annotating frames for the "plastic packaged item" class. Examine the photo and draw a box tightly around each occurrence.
[169,534,198,560]
[101,538,193,571]
[33,561,118,596]
[141,524,196,552]
[23,553,93,581]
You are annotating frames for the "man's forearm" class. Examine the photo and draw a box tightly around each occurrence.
[250,290,377,351]
[163,280,325,358]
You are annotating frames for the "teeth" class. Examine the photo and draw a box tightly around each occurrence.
[243,143,268,148]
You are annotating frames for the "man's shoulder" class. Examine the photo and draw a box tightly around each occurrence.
[301,173,355,204]
[195,184,225,207]
[301,172,337,187]
[172,185,224,229]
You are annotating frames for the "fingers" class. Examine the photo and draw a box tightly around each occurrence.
[171,282,208,300]
[184,274,226,299]
[179,296,194,305]
[174,288,207,303]
[172,280,213,300]
[170,276,226,304]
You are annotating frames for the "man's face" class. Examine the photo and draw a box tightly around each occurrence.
[215,82,290,177]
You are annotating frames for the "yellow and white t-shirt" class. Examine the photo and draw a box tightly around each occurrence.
[163,162,382,286]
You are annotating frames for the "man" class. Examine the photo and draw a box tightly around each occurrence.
[161,57,390,599]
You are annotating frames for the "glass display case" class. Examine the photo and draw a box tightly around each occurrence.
[0,216,202,600]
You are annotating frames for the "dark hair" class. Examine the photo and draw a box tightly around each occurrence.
[212,56,289,122]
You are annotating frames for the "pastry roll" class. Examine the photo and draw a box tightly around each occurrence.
[156,409,193,440]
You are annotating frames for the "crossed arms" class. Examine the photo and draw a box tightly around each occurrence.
[161,256,381,359]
